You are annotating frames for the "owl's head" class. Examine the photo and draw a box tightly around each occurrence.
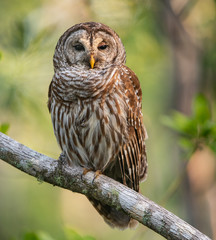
[54,22,126,71]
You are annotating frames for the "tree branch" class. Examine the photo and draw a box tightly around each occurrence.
[0,132,211,240]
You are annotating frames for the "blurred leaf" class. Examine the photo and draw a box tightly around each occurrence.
[23,232,54,240]
[18,229,95,240]
[0,122,10,134]
[199,120,216,137]
[208,125,216,154]
[193,94,211,123]
[162,94,216,153]
[209,141,216,154]
[64,229,83,240]
[0,51,2,60]
[161,112,196,136]
[179,138,195,151]
[23,232,40,240]
[64,228,96,240]
[35,232,55,240]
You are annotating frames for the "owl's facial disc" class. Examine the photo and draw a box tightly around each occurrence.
[64,30,90,68]
[64,29,119,70]
[90,31,118,69]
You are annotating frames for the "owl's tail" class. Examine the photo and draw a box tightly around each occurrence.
[87,196,138,229]
[87,137,147,229]
[86,157,139,229]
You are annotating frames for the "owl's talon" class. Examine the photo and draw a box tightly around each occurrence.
[83,168,92,175]
[58,153,67,166]
[58,153,65,162]
[81,168,92,180]
[92,170,102,183]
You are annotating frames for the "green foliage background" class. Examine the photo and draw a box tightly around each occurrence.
[0,0,215,239]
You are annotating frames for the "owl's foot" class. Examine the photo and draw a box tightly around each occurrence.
[58,153,72,166]
[83,168,92,175]
[92,170,102,183]
[58,152,66,163]
[58,153,69,168]
[81,168,93,181]
[81,168,102,183]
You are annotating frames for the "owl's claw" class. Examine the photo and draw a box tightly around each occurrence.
[58,153,69,167]
[92,170,102,183]
[81,168,92,181]
[81,168,102,183]
[58,152,66,163]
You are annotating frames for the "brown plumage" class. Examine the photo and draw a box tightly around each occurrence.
[48,22,148,229]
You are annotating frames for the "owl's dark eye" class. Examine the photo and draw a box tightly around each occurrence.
[98,44,108,50]
[73,44,85,51]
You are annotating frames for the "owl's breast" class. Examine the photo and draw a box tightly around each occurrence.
[73,94,128,170]
[49,87,128,170]
[49,67,129,170]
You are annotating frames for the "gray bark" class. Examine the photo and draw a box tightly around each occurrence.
[0,132,211,240]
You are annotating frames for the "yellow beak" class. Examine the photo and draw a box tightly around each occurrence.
[90,54,95,69]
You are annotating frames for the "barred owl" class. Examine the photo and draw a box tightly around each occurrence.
[48,22,148,229]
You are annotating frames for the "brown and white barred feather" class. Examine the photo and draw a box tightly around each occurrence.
[48,22,147,229]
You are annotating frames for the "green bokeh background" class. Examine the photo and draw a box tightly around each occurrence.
[0,0,215,239]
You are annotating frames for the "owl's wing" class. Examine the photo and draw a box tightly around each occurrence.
[85,67,147,230]
[118,66,148,192]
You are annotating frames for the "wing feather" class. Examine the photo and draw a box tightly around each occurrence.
[118,66,147,192]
